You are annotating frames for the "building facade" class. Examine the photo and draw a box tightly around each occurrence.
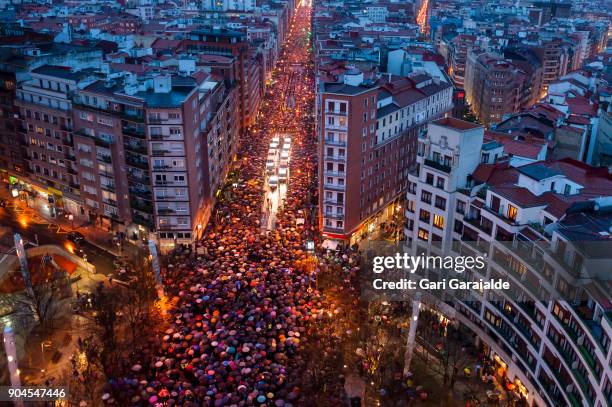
[405,118,612,407]
[318,73,453,242]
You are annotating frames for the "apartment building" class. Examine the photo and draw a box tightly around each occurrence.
[530,38,573,94]
[318,72,453,242]
[448,34,476,89]
[405,118,612,407]
[15,66,98,218]
[1,68,236,249]
[0,37,102,185]
[70,72,238,250]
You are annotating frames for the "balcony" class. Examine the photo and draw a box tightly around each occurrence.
[75,129,113,147]
[324,138,347,147]
[483,205,519,226]
[323,212,344,219]
[464,217,492,235]
[97,155,112,164]
[424,158,451,173]
[155,195,177,201]
[571,307,608,353]
[323,225,345,233]
[147,116,164,124]
[152,164,171,171]
[132,212,154,229]
[323,155,346,162]
[126,158,149,170]
[151,149,176,157]
[62,137,74,147]
[130,199,153,214]
[150,133,169,140]
[121,111,144,123]
[101,184,115,192]
[157,208,175,215]
[325,110,348,116]
[154,180,174,186]
[103,198,117,207]
[64,153,76,161]
[323,199,344,205]
[123,125,146,139]
[125,143,147,154]
[324,123,348,131]
[323,183,345,191]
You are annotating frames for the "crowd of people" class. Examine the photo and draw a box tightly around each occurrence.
[102,4,333,406]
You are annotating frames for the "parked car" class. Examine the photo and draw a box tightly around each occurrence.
[67,231,85,244]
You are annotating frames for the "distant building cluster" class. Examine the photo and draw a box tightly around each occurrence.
[0,0,297,250]
[313,0,611,243]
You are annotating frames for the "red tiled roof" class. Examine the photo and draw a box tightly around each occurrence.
[567,115,591,125]
[491,186,547,207]
[484,131,545,159]
[566,98,598,116]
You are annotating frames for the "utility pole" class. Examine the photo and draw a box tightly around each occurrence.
[403,291,422,377]
[3,325,24,407]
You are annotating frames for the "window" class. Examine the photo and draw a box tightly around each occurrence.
[97,117,113,127]
[433,214,444,229]
[434,196,446,210]
[436,177,445,189]
[421,190,432,204]
[419,209,430,223]
[79,112,93,122]
[481,153,489,163]
[550,182,555,192]
[425,173,434,185]
[507,204,518,221]
[564,184,571,195]
[406,200,415,213]
[418,228,429,241]
[454,219,463,234]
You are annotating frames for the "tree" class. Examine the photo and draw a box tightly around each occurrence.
[13,266,69,332]
[122,256,163,354]
[62,335,104,406]
[87,285,122,377]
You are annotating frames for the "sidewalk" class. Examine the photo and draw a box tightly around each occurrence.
[0,185,141,258]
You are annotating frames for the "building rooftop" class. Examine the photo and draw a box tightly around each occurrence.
[517,163,562,180]
[322,82,375,95]
[432,117,482,131]
[31,65,94,81]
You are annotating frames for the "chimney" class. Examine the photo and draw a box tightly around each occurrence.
[153,74,172,94]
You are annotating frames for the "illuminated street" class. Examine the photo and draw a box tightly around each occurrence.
[102,2,330,405]
[416,0,430,35]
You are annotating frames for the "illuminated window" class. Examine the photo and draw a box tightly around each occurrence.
[507,204,518,221]
[433,214,444,229]
[417,228,429,241]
